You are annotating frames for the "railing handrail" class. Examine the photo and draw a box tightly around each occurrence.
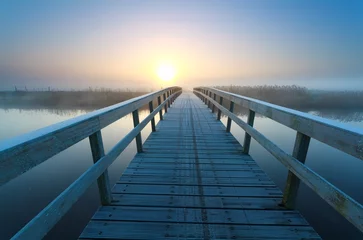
[194,87,363,234]
[0,87,181,187]
[196,87,363,160]
[7,87,182,239]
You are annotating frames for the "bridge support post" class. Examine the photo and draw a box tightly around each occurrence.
[243,110,255,154]
[163,93,168,113]
[132,109,143,153]
[149,101,156,132]
[89,131,112,205]
[212,93,216,113]
[158,96,163,120]
[281,132,311,209]
[226,101,234,132]
[217,96,223,121]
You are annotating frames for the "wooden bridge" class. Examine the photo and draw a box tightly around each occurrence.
[1,87,363,239]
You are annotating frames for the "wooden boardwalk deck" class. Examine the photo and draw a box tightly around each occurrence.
[79,92,320,239]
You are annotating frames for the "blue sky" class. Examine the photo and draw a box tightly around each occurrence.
[0,1,362,90]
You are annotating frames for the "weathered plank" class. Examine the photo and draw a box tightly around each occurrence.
[92,206,309,225]
[112,183,282,197]
[111,194,283,209]
[80,221,320,239]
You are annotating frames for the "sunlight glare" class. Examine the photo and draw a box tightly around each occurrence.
[157,63,176,82]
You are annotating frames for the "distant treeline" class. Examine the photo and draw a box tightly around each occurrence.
[0,89,149,110]
[215,85,363,110]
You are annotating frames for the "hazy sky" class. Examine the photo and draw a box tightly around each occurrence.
[1,1,363,90]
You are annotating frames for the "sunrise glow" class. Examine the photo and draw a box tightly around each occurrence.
[157,64,176,82]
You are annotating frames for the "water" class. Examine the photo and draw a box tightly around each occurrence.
[0,107,363,239]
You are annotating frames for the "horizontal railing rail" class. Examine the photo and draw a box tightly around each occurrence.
[0,87,182,239]
[194,87,363,234]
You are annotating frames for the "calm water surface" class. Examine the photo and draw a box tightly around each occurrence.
[0,107,363,239]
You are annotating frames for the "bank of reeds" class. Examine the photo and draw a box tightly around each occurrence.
[0,89,149,110]
[215,85,363,110]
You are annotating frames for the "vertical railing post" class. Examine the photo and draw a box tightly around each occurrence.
[167,91,170,108]
[217,96,223,121]
[212,93,216,113]
[205,90,208,104]
[149,100,156,132]
[132,109,143,153]
[89,131,112,205]
[208,91,212,109]
[243,109,255,154]
[158,96,163,120]
[163,93,167,113]
[281,132,311,209]
[226,101,234,132]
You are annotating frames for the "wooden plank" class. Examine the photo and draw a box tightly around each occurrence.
[117,177,274,187]
[112,183,282,197]
[132,157,256,164]
[126,162,260,171]
[79,221,320,239]
[111,194,283,209]
[121,169,266,178]
[92,206,309,225]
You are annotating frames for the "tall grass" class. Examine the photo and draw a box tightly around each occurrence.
[0,89,149,110]
[215,85,363,110]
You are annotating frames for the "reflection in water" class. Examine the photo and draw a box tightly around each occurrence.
[0,105,151,119]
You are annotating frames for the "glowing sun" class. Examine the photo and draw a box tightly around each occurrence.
[157,63,176,82]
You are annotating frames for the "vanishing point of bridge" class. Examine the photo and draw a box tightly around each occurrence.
[1,87,363,239]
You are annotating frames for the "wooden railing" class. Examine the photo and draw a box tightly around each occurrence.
[0,87,182,239]
[194,87,363,233]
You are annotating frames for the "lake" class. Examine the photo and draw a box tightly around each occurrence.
[0,106,362,239]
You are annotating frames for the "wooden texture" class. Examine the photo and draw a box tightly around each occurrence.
[89,131,112,205]
[243,109,255,154]
[80,92,320,239]
[226,101,234,132]
[132,109,143,153]
[196,89,363,233]
[282,132,311,209]
[148,101,156,132]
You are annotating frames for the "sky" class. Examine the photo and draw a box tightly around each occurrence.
[0,1,363,90]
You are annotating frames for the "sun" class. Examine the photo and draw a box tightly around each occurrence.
[157,63,176,82]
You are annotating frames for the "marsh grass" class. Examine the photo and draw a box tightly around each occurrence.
[0,89,150,110]
[215,85,363,110]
